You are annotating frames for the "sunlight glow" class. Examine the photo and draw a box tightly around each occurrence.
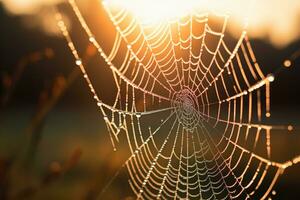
[104,0,251,24]
[2,0,300,47]
[104,0,206,23]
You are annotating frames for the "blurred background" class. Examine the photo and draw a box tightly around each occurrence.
[0,0,300,199]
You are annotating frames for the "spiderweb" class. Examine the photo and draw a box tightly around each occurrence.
[56,0,300,199]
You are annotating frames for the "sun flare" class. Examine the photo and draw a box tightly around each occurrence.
[104,0,249,24]
[2,0,300,46]
[105,0,197,23]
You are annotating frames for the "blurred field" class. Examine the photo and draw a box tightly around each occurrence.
[0,105,300,199]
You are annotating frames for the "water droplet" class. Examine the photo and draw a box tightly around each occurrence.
[283,60,291,68]
[267,74,275,82]
[75,59,82,66]
[89,36,95,43]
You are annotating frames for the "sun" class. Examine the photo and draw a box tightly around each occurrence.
[103,0,207,24]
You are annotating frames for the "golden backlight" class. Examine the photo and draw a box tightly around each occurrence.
[104,0,300,46]
[2,0,300,46]
[104,0,206,23]
[104,0,250,24]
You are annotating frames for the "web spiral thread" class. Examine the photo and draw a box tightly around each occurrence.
[56,1,300,199]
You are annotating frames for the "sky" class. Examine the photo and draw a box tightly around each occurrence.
[1,0,300,47]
